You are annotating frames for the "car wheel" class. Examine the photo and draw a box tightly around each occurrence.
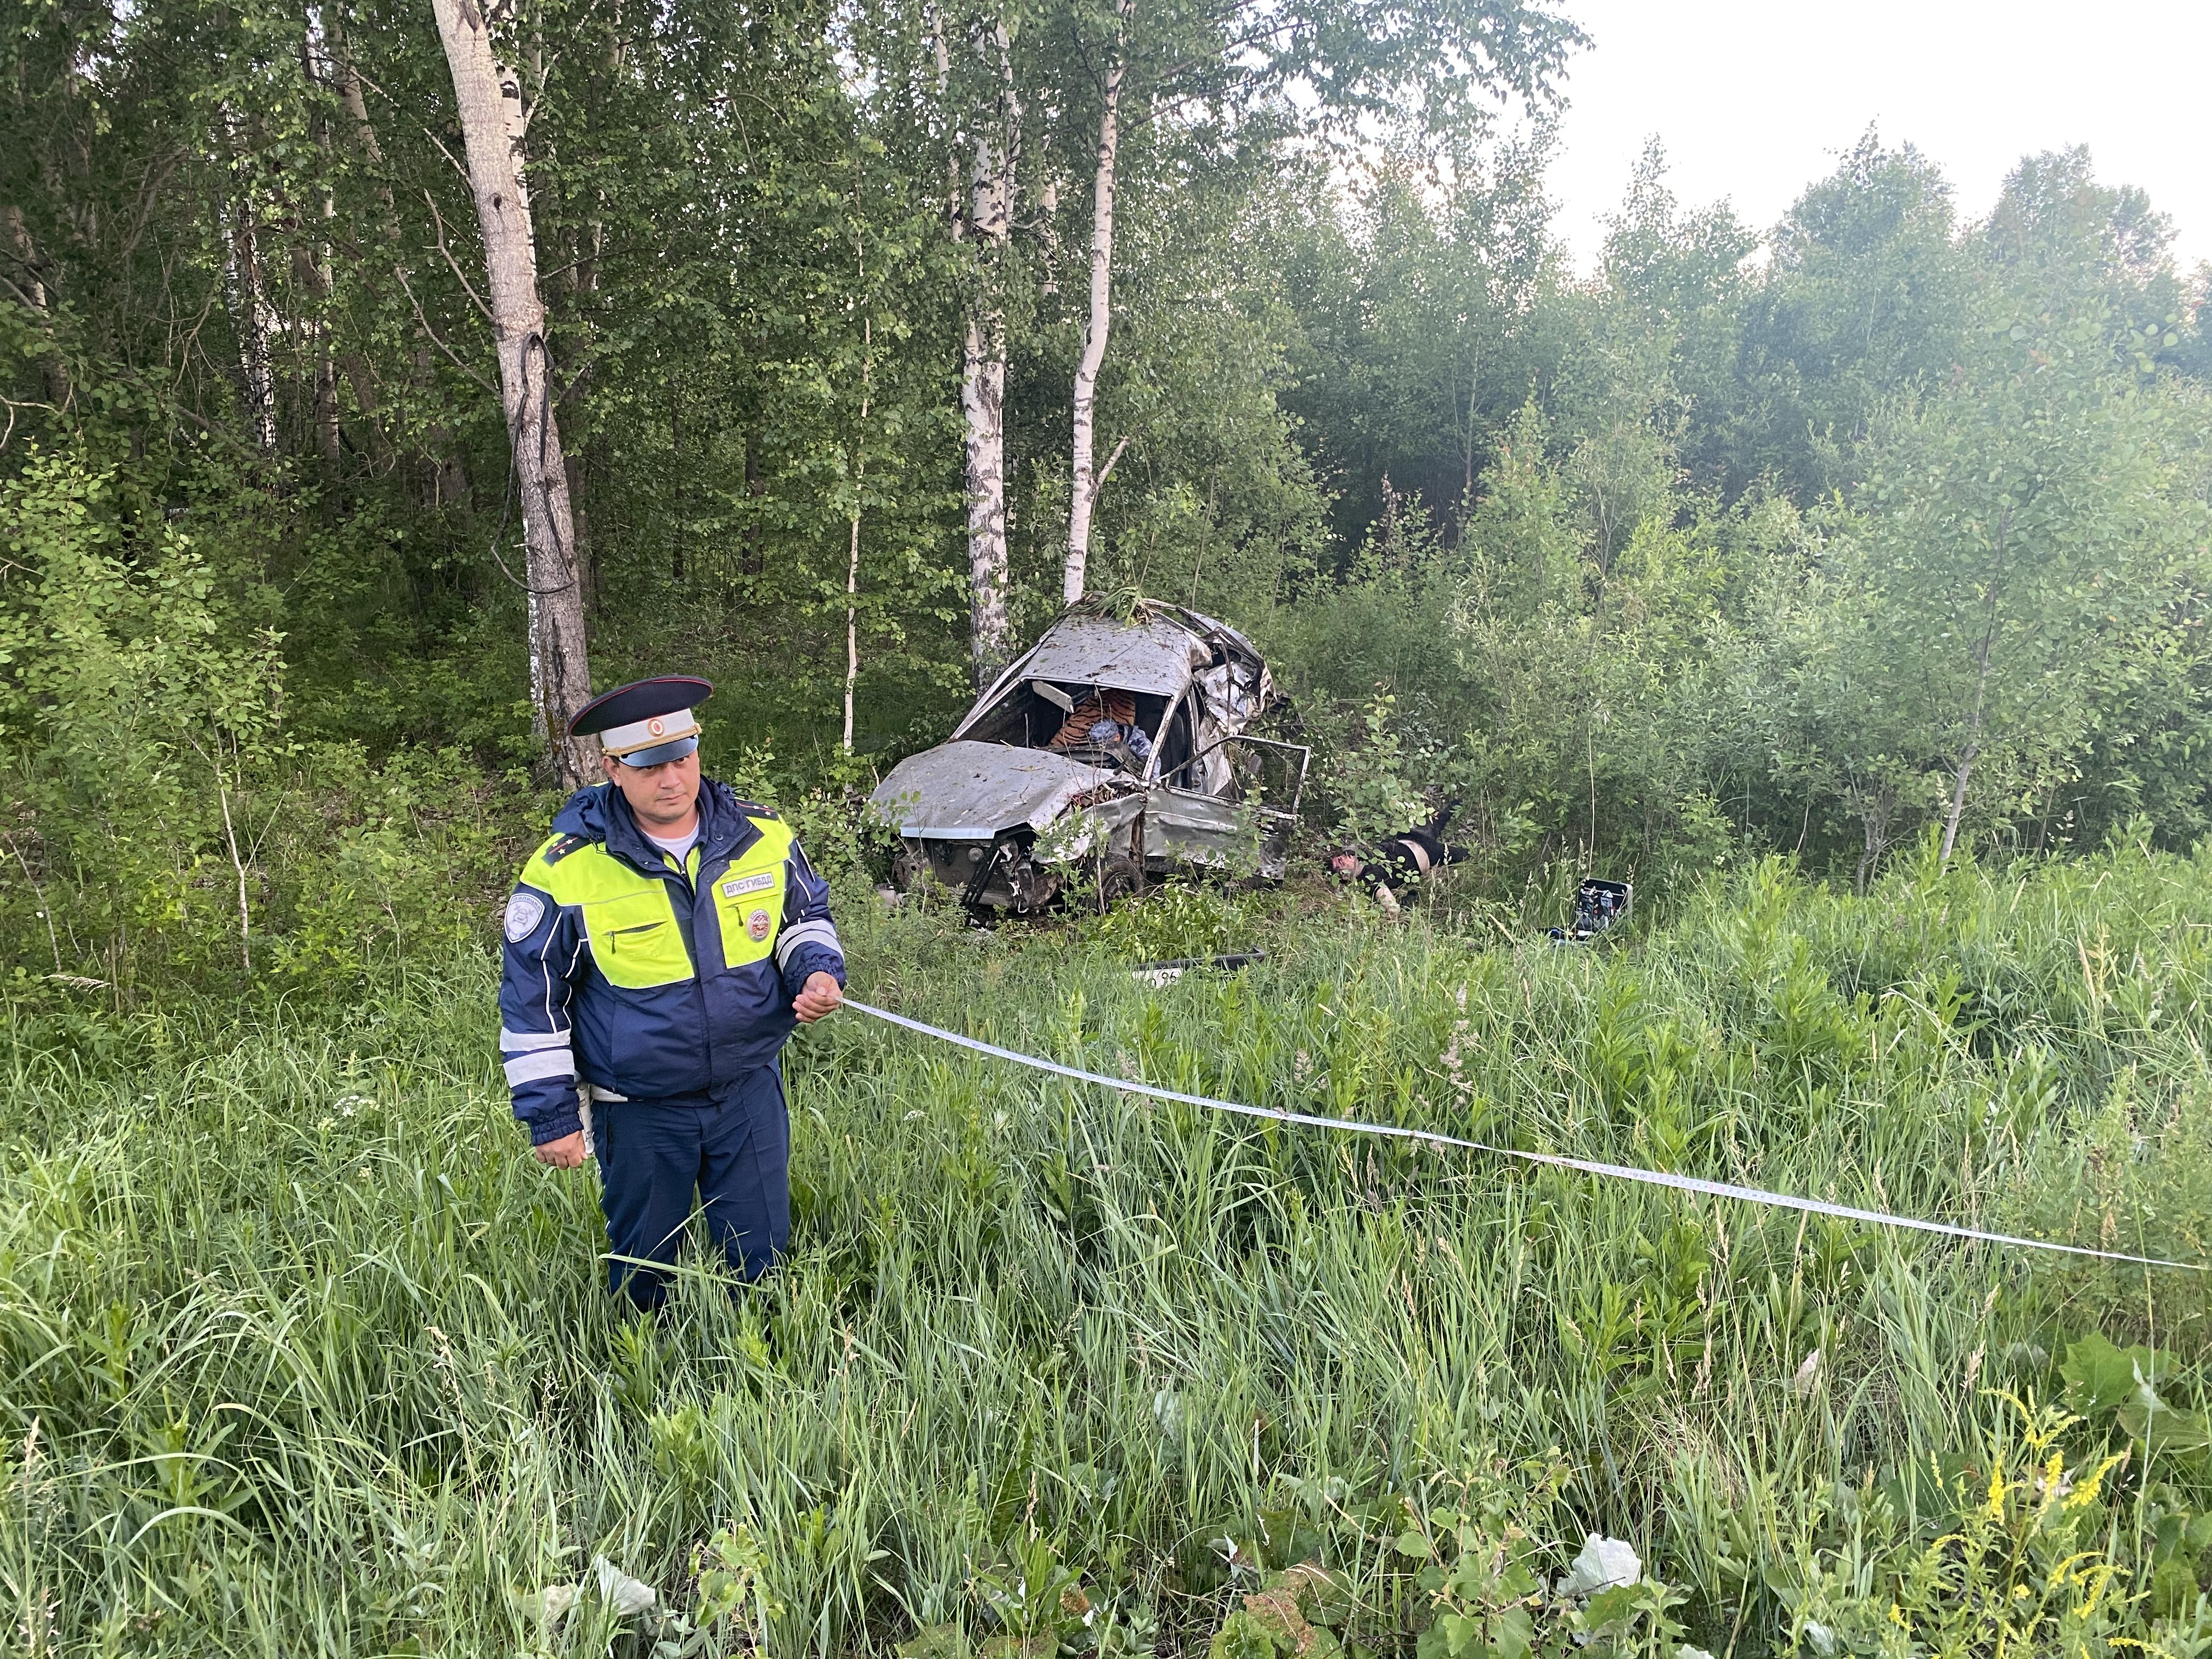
[891,841,930,892]
[1098,853,1143,910]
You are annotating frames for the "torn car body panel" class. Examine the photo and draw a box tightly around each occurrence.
[871,603,1306,911]
[874,742,1130,841]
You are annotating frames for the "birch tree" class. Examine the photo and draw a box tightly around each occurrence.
[1056,0,1583,604]
[950,15,1022,687]
[429,0,595,785]
[218,104,278,456]
[1062,0,1129,603]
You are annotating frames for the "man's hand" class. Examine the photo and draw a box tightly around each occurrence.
[794,970,843,1024]
[534,1130,588,1169]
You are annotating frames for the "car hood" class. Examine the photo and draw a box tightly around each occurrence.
[870,741,1125,840]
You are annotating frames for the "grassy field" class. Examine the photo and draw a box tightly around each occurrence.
[7,848,2212,1656]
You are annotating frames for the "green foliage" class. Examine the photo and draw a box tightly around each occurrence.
[8,849,2212,1650]
[1387,1464,1687,1659]
[1086,877,1262,961]
[1767,1396,2169,1657]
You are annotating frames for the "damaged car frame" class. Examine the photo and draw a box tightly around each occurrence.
[871,603,1310,913]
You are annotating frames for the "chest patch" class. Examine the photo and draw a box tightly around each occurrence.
[746,907,774,943]
[721,872,776,899]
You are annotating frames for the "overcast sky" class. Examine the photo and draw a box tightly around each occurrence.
[1543,0,2210,275]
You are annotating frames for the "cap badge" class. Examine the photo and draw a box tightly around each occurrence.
[648,717,666,736]
[746,908,773,943]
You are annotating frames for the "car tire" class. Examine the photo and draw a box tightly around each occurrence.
[1098,853,1143,910]
[891,841,930,892]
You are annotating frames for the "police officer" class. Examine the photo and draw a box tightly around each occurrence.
[497,677,846,1308]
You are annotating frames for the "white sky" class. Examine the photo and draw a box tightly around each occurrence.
[1544,0,2212,275]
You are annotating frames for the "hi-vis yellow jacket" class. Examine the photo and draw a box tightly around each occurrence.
[495,780,844,1144]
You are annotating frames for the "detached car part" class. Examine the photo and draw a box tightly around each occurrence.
[1549,879,1632,943]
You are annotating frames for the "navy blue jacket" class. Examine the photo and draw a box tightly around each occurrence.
[497,780,845,1144]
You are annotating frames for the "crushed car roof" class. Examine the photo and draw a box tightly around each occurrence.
[955,603,1268,737]
[1022,614,1207,697]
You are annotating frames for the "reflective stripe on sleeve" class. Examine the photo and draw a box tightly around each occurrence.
[505,1048,577,1086]
[500,1026,572,1052]
[775,918,840,968]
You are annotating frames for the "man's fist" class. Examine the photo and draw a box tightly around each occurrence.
[794,970,843,1024]
[534,1130,588,1169]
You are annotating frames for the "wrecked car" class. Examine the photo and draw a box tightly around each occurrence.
[870,602,1309,913]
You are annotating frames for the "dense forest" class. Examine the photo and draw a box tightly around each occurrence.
[3,0,2210,989]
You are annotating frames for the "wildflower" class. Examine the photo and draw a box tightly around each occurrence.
[2063,1452,2128,1511]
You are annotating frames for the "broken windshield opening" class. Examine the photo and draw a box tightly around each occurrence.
[963,680,1176,763]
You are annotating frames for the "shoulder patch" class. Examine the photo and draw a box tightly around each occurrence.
[736,802,779,822]
[541,833,589,865]
[503,889,547,942]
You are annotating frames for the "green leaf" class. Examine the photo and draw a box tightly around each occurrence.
[2061,1333,2146,1415]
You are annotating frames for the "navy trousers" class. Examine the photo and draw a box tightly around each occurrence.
[594,1063,789,1310]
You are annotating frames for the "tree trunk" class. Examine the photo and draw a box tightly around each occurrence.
[1940,635,1997,863]
[963,307,1012,685]
[1848,775,1893,896]
[1064,7,1128,606]
[317,4,411,473]
[845,295,873,752]
[431,0,595,787]
[957,24,1019,689]
[219,106,278,457]
[1,205,72,413]
[1939,742,1977,864]
[295,23,343,467]
[1942,515,2010,865]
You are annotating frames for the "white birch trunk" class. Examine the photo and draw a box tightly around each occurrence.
[1,205,70,410]
[959,26,1019,689]
[220,106,279,457]
[431,0,596,787]
[844,313,872,752]
[963,306,1012,686]
[297,22,342,465]
[1064,5,1129,606]
[843,511,862,751]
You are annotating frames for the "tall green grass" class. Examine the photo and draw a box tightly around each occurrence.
[6,847,2212,1655]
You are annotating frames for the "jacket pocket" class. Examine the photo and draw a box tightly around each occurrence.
[582,888,691,988]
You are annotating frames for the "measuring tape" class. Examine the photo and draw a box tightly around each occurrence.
[843,998,2197,1273]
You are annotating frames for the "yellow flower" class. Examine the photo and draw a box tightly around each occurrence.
[2063,1453,2128,1513]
